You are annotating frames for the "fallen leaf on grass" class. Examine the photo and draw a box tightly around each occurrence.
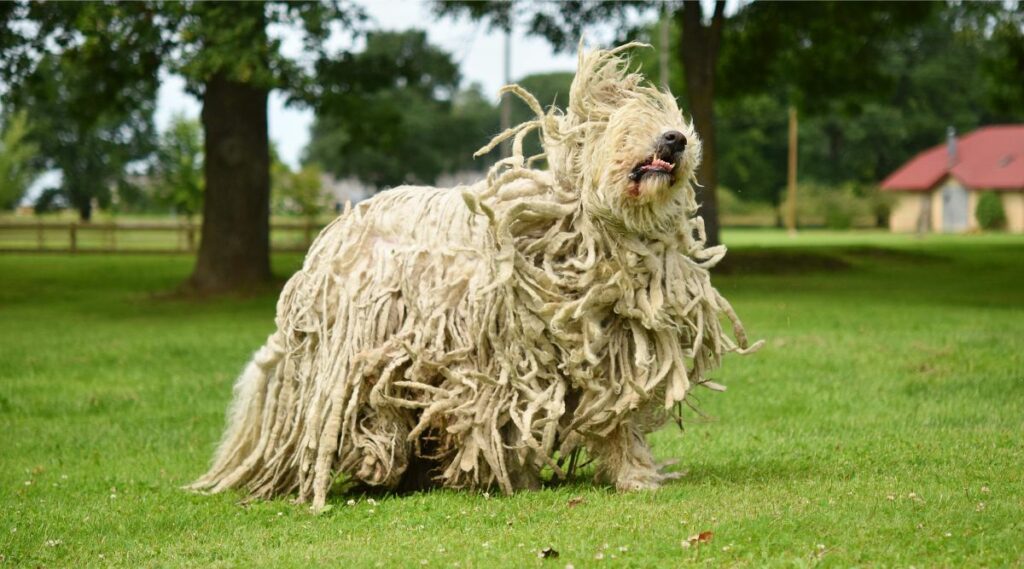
[538,547,559,559]
[681,531,713,548]
[567,496,584,508]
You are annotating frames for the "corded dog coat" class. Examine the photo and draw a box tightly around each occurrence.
[189,43,761,510]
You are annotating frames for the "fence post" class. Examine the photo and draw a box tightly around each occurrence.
[187,221,196,252]
[37,221,44,251]
[69,222,77,253]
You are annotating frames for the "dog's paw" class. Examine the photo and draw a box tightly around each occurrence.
[656,459,686,481]
[613,466,666,492]
[355,454,390,487]
[614,460,684,492]
[615,475,662,492]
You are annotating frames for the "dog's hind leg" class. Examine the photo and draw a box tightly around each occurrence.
[587,422,679,491]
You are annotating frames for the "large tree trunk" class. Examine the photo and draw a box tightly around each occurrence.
[76,198,92,222]
[187,73,271,294]
[67,183,92,222]
[678,1,725,247]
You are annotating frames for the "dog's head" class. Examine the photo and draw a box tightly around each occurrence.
[543,44,702,235]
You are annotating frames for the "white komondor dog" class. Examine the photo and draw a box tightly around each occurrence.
[189,43,761,510]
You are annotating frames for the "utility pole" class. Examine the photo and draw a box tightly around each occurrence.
[500,23,512,158]
[659,5,670,90]
[785,106,799,235]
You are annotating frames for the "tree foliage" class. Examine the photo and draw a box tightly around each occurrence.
[1,2,162,220]
[152,115,204,220]
[434,0,645,47]
[12,53,156,220]
[0,110,39,210]
[439,1,944,242]
[630,2,1023,212]
[273,163,327,221]
[306,30,499,189]
[0,1,365,292]
[718,2,934,111]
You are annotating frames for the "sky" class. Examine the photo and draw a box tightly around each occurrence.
[155,0,581,170]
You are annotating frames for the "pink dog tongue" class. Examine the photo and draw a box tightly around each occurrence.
[642,158,674,173]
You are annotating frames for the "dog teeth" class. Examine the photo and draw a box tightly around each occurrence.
[639,158,674,173]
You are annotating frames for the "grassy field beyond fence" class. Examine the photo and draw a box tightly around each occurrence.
[1,230,1022,567]
[0,218,326,253]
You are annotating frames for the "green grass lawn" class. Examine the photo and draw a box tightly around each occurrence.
[1,230,1022,567]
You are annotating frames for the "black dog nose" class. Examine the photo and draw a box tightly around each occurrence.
[660,130,687,153]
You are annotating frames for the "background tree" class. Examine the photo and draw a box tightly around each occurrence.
[152,115,204,221]
[306,30,499,190]
[170,2,363,293]
[0,110,39,210]
[438,1,934,245]
[12,53,157,221]
[979,3,1024,118]
[0,2,162,221]
[670,2,1024,220]
[0,1,364,293]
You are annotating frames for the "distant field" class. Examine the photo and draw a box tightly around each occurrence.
[0,214,331,253]
[1,232,1022,567]
[0,209,945,254]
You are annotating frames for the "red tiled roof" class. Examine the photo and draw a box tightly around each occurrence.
[881,125,1024,191]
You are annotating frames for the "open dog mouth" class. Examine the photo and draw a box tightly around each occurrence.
[627,154,678,197]
[628,156,676,182]
[626,130,686,197]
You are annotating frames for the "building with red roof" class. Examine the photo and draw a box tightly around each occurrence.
[881,125,1024,233]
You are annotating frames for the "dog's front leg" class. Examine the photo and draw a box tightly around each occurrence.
[588,422,677,491]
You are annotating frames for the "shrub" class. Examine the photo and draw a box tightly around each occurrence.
[718,186,777,224]
[820,188,863,229]
[783,183,872,229]
[863,186,895,228]
[975,192,1006,230]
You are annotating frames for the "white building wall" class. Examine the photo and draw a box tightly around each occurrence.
[890,193,925,232]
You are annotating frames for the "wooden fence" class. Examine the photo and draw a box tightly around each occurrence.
[0,220,326,254]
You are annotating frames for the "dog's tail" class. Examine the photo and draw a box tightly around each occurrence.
[185,333,285,495]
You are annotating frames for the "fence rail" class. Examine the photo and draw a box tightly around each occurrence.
[0,220,326,254]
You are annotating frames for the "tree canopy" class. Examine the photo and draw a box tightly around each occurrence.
[1,2,161,220]
[707,3,1024,207]
[306,30,499,189]
[437,0,942,244]
[9,52,157,220]
[1,0,366,292]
